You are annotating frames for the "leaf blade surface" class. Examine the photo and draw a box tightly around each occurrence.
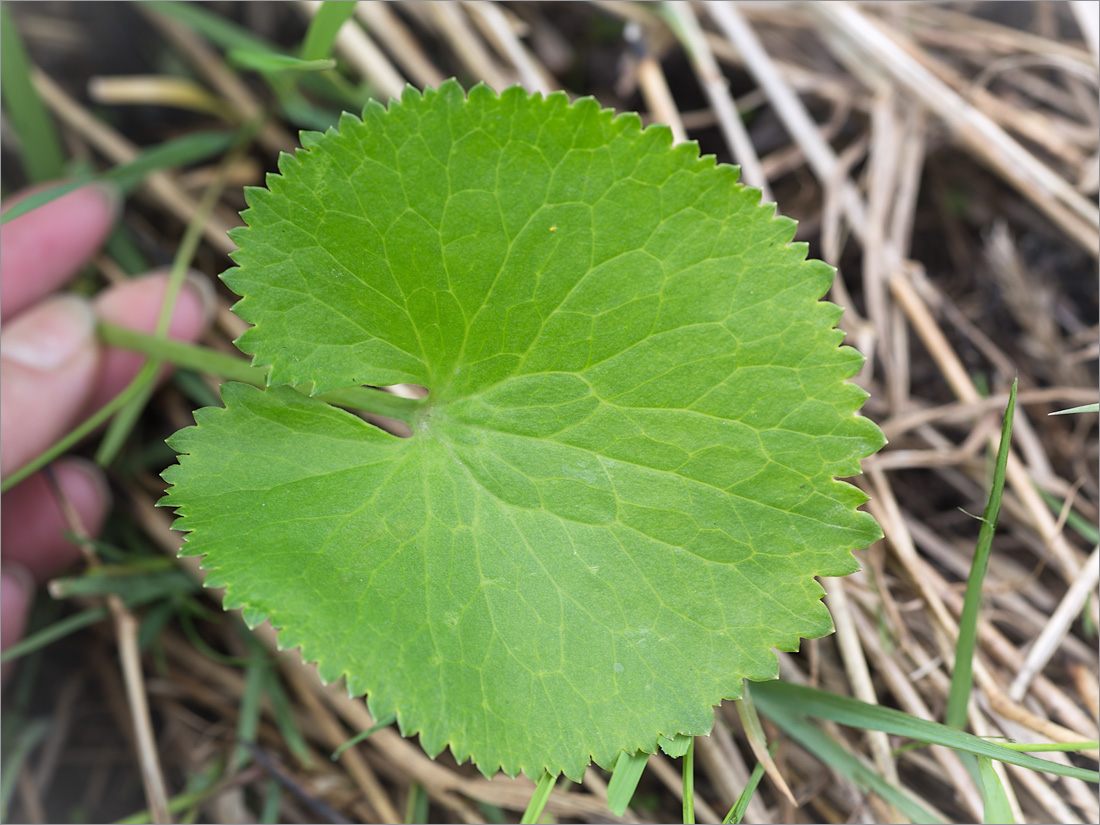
[164,81,884,780]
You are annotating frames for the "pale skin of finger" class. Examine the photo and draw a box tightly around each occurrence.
[0,181,212,682]
[0,183,121,321]
[0,459,108,685]
[2,182,121,685]
[1,278,210,568]
[90,270,214,413]
[1,459,109,582]
[0,295,102,478]
[1,565,35,684]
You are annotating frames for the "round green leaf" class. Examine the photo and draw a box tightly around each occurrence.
[163,81,884,780]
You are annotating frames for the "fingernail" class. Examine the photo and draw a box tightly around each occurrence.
[1,564,35,667]
[87,180,123,223]
[1,294,96,371]
[58,457,112,514]
[1,564,34,604]
[182,269,216,325]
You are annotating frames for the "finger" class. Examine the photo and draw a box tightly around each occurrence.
[1,563,35,687]
[0,458,109,581]
[90,270,215,412]
[0,295,100,479]
[0,183,121,322]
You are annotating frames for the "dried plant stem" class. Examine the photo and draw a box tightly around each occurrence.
[269,650,400,824]
[422,1,509,90]
[662,2,772,201]
[463,1,553,93]
[31,68,238,256]
[296,0,405,99]
[354,2,445,88]
[43,472,171,824]
[811,3,1099,256]
[824,577,901,794]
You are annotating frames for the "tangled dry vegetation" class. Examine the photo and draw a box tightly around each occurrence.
[2,2,1097,823]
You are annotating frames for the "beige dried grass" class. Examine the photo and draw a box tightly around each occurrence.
[4,3,1096,823]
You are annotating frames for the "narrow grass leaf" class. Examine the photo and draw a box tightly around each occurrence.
[95,134,244,468]
[997,740,1099,753]
[477,801,508,824]
[137,600,179,651]
[761,709,946,824]
[105,224,151,275]
[139,0,276,54]
[947,378,1017,730]
[737,684,796,805]
[172,369,225,409]
[0,180,90,226]
[606,751,649,816]
[49,568,197,607]
[235,639,269,770]
[0,718,51,822]
[723,747,769,825]
[229,49,336,74]
[977,756,1015,824]
[0,606,109,663]
[301,0,358,60]
[1049,403,1098,415]
[263,667,314,769]
[682,737,695,825]
[404,782,429,825]
[105,131,237,192]
[1037,488,1100,545]
[752,680,1099,783]
[259,777,282,824]
[0,131,235,225]
[330,713,396,760]
[519,772,556,825]
[0,5,65,182]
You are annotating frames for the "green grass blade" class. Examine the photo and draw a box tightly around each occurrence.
[114,785,223,825]
[262,666,314,769]
[978,756,1015,824]
[682,737,695,824]
[606,750,649,816]
[234,639,269,771]
[1037,488,1100,546]
[0,718,51,822]
[94,124,252,468]
[751,680,1099,783]
[0,5,65,182]
[760,709,946,824]
[259,777,282,824]
[0,131,235,225]
[139,0,276,53]
[330,713,396,760]
[722,747,769,824]
[104,131,237,192]
[737,684,795,805]
[1049,403,1098,415]
[946,378,1017,730]
[49,568,197,607]
[229,49,336,74]
[0,179,90,224]
[301,0,358,61]
[404,782,429,824]
[996,740,1099,753]
[0,606,110,663]
[519,772,556,825]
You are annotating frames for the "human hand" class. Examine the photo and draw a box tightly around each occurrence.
[1,183,214,683]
